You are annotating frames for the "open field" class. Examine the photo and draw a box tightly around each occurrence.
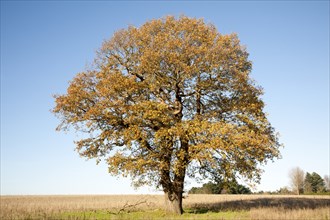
[1,194,329,219]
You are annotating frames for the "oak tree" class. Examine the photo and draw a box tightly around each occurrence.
[53,16,281,214]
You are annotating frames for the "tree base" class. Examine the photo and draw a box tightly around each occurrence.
[164,192,183,215]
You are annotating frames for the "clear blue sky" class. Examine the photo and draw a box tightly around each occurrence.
[1,1,329,195]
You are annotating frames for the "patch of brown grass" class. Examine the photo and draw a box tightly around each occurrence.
[249,207,330,220]
[1,194,329,219]
[185,194,330,211]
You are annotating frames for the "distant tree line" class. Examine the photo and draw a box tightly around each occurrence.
[189,179,251,194]
[189,168,329,196]
[288,167,329,195]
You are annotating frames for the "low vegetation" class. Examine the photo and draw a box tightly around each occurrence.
[189,180,251,194]
[1,194,329,219]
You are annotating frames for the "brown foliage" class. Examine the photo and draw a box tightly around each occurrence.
[53,16,282,214]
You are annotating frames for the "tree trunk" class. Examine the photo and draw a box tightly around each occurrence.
[164,191,183,215]
[160,138,188,215]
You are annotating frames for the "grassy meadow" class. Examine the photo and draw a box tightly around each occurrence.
[1,194,329,219]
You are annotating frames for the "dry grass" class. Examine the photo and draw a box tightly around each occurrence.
[185,194,330,210]
[249,207,330,220]
[1,194,329,219]
[0,195,162,219]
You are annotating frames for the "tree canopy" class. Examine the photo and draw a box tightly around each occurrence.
[304,172,326,193]
[53,16,281,214]
[289,167,305,195]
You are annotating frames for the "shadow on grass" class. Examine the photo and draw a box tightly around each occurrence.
[186,197,330,214]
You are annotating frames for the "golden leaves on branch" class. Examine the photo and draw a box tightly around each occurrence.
[53,15,282,188]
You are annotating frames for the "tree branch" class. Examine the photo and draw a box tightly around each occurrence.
[117,199,147,214]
